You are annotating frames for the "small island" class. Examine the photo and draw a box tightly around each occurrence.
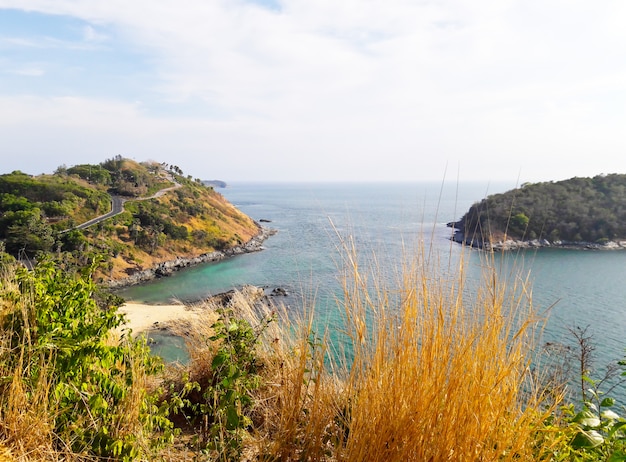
[202,179,228,188]
[449,173,626,250]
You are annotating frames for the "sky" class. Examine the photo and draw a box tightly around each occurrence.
[0,1,625,184]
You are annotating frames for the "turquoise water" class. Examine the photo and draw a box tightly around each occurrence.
[117,181,626,403]
[144,330,190,365]
[117,181,489,304]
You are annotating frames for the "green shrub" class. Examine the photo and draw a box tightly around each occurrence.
[168,307,274,459]
[0,259,175,459]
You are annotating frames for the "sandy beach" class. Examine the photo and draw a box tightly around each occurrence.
[117,302,203,334]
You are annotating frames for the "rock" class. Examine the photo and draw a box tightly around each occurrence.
[207,285,263,306]
[270,287,288,297]
[106,226,277,289]
[450,232,626,252]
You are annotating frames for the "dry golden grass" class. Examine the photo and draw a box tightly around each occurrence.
[165,238,562,461]
[0,266,58,461]
[337,245,553,461]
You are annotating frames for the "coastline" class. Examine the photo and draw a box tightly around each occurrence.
[117,302,203,334]
[106,225,276,290]
[449,226,626,251]
[117,285,271,335]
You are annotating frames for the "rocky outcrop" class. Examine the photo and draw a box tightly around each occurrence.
[448,223,626,251]
[206,284,266,306]
[106,226,277,289]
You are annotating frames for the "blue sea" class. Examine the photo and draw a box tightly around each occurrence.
[118,181,626,403]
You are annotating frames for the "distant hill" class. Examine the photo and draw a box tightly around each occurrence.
[203,180,227,188]
[450,174,626,250]
[0,157,261,283]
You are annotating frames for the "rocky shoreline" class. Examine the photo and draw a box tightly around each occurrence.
[106,225,277,289]
[449,225,626,251]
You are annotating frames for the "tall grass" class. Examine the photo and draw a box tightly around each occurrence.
[0,264,58,461]
[171,240,563,461]
[0,241,564,460]
[337,242,555,461]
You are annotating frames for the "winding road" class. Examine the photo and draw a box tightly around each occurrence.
[64,177,181,232]
[73,195,126,230]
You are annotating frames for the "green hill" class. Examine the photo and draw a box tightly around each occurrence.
[450,174,626,250]
[0,156,261,283]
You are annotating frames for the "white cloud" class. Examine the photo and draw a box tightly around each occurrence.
[8,66,45,76]
[0,0,626,182]
[82,24,107,43]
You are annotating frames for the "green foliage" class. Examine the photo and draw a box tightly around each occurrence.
[67,163,112,185]
[457,174,626,243]
[0,193,33,212]
[101,156,170,197]
[169,309,274,459]
[0,170,110,243]
[551,378,626,461]
[4,208,55,256]
[510,212,530,233]
[543,328,626,461]
[0,259,175,459]
[133,202,189,242]
[0,241,15,268]
[60,228,89,252]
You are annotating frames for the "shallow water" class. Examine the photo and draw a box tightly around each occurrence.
[143,330,190,365]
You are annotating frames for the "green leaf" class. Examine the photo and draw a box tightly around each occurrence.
[609,421,626,438]
[573,409,601,428]
[607,450,626,462]
[212,351,227,369]
[226,405,241,430]
[571,429,604,449]
[582,375,595,385]
[601,397,616,407]
[223,389,235,402]
[227,364,239,380]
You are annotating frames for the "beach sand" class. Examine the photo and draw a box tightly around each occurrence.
[117,302,203,334]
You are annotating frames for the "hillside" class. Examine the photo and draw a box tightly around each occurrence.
[450,174,626,250]
[0,157,262,284]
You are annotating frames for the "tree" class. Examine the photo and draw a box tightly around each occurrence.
[5,209,55,256]
[510,212,529,234]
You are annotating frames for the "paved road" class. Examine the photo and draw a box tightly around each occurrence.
[64,177,181,232]
[73,195,126,230]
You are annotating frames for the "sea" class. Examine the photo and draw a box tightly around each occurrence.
[117,181,626,405]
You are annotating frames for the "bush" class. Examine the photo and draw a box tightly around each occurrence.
[165,305,273,460]
[0,259,174,460]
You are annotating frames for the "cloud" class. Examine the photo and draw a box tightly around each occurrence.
[82,24,107,43]
[8,66,45,76]
[0,0,625,182]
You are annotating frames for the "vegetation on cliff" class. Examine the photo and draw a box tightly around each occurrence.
[453,174,626,247]
[0,156,259,283]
